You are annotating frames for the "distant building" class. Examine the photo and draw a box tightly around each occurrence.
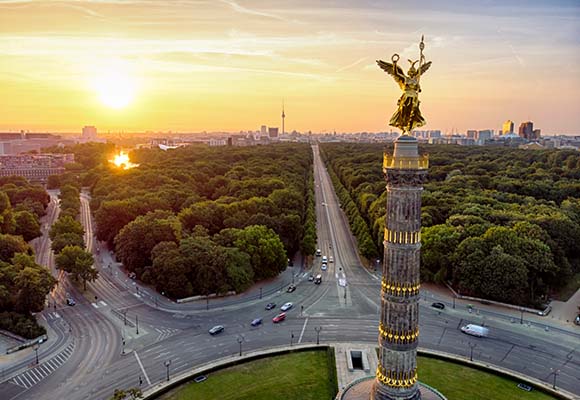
[0,153,75,183]
[533,129,541,140]
[518,121,534,140]
[260,125,267,136]
[519,142,544,150]
[0,142,13,155]
[476,130,493,144]
[268,127,279,138]
[209,138,226,147]
[502,120,514,135]
[466,130,477,139]
[82,126,97,140]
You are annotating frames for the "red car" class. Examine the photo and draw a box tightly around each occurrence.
[272,313,286,323]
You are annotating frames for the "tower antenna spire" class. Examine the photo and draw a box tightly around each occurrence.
[281,99,286,136]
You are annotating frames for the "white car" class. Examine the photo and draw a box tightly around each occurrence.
[460,324,489,338]
[321,263,327,271]
[329,256,334,263]
[280,302,293,311]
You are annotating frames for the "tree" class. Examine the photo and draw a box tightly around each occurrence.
[13,211,41,242]
[115,211,181,273]
[0,234,30,262]
[234,225,287,280]
[0,191,15,234]
[49,215,84,241]
[51,232,85,254]
[110,388,142,400]
[11,253,56,313]
[55,245,97,290]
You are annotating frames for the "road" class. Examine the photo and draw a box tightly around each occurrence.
[1,145,578,399]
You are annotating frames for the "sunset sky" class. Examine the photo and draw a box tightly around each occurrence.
[0,0,579,134]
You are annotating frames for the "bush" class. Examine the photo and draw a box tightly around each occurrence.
[0,312,46,339]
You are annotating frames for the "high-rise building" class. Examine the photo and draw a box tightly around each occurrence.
[260,125,267,136]
[518,121,534,140]
[373,135,427,400]
[268,127,279,138]
[476,130,493,144]
[533,129,541,140]
[281,102,286,135]
[82,126,97,140]
[502,120,514,135]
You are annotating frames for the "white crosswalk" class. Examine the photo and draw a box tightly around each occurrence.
[10,342,75,389]
[154,327,180,343]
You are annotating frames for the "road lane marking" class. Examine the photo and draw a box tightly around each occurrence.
[134,351,151,385]
[298,318,309,344]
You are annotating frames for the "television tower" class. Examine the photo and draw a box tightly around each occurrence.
[281,100,285,135]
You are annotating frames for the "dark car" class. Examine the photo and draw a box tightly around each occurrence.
[308,274,314,282]
[66,298,76,306]
[251,318,262,327]
[287,284,296,293]
[265,302,276,310]
[209,325,224,335]
[431,302,445,310]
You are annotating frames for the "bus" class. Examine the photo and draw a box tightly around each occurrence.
[314,274,322,284]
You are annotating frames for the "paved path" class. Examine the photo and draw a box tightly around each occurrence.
[549,288,580,325]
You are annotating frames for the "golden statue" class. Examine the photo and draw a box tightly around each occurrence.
[377,36,431,134]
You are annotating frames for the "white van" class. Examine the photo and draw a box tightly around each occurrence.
[322,256,328,263]
[460,324,489,338]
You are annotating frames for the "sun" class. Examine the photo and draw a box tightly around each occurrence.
[93,62,136,109]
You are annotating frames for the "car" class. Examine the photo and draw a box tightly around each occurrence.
[265,302,276,310]
[431,302,445,310]
[322,256,328,263]
[208,325,224,335]
[308,274,314,282]
[575,315,580,326]
[460,324,489,338]
[329,256,334,263]
[281,302,293,311]
[287,284,296,293]
[272,313,286,323]
[251,318,262,327]
[194,375,207,383]
[315,249,321,256]
[66,298,76,306]
[321,263,327,271]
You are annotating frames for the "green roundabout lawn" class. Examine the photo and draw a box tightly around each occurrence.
[418,356,556,400]
[159,349,337,400]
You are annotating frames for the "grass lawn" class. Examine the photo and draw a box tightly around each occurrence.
[418,356,556,400]
[160,350,336,400]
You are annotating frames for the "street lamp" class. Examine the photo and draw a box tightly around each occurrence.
[135,315,139,335]
[520,307,524,324]
[550,368,560,390]
[237,337,243,356]
[290,331,294,347]
[164,360,172,381]
[315,326,322,345]
[32,344,39,365]
[468,342,477,362]
[452,295,456,309]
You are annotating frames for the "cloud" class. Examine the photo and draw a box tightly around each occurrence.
[336,57,367,73]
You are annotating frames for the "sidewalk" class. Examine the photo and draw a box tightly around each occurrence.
[549,288,580,325]
[334,343,377,393]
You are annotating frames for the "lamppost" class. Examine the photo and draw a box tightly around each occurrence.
[315,326,322,345]
[164,360,172,381]
[123,310,127,326]
[259,287,263,299]
[375,259,380,272]
[237,337,243,356]
[135,315,139,335]
[468,342,477,362]
[520,307,524,324]
[290,331,294,347]
[452,295,456,309]
[550,368,560,390]
[32,343,39,365]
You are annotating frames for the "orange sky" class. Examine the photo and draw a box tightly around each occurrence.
[0,1,579,134]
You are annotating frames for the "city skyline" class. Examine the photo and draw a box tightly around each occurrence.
[1,0,579,134]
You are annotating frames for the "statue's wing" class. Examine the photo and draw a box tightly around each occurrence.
[376,60,405,89]
[419,61,432,76]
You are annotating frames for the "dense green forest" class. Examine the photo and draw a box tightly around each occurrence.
[320,143,580,307]
[0,177,55,338]
[54,143,316,299]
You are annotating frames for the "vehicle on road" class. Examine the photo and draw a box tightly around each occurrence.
[460,324,489,338]
[321,263,327,271]
[66,298,76,306]
[209,325,225,335]
[322,256,328,263]
[308,274,314,282]
[251,318,262,327]
[431,302,445,310]
[329,256,334,263]
[287,284,296,293]
[281,302,293,311]
[272,313,286,323]
[316,249,321,256]
[194,375,207,383]
[265,302,276,310]
[314,274,322,284]
[575,315,580,326]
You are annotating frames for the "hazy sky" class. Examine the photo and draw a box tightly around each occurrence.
[0,0,579,134]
